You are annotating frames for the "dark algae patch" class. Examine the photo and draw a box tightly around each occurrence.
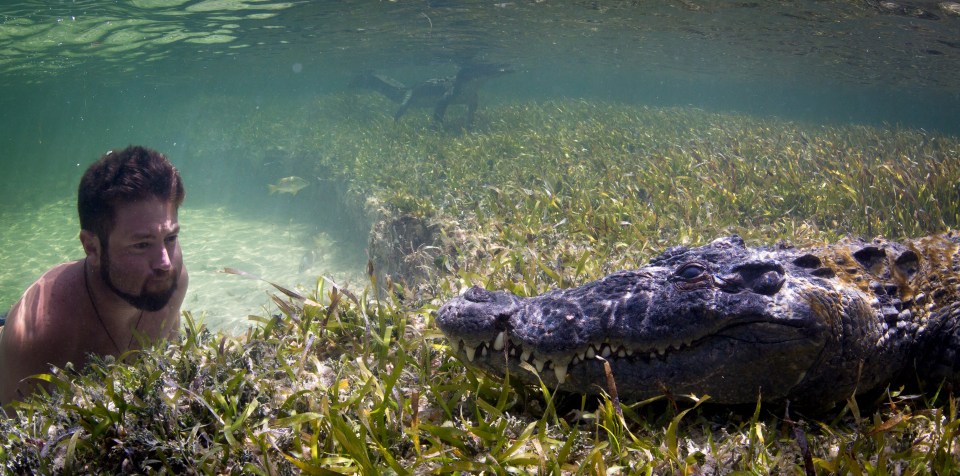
[3,98,960,473]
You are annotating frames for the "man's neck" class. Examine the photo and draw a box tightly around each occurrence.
[84,259,143,324]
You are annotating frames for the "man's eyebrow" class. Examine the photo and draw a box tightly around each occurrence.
[129,225,180,240]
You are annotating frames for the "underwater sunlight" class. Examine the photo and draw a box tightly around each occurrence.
[2,1,960,473]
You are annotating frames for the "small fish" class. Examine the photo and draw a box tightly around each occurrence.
[269,176,309,195]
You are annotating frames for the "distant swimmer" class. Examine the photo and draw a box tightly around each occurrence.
[0,146,189,405]
[352,62,514,127]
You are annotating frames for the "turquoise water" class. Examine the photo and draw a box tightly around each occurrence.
[1,0,958,330]
[0,194,365,331]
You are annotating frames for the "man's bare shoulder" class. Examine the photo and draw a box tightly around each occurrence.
[3,261,90,351]
[0,260,87,404]
[5,261,85,333]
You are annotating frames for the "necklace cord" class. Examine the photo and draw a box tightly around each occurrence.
[83,258,143,353]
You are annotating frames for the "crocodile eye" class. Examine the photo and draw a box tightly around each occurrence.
[676,263,707,281]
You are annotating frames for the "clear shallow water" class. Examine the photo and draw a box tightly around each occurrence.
[177,205,365,333]
[0,87,369,332]
[0,190,365,331]
[1,0,958,330]
[0,195,365,332]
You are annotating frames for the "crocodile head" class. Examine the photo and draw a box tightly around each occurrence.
[436,235,897,405]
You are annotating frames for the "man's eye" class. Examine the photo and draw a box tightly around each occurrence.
[165,235,178,244]
[133,242,151,250]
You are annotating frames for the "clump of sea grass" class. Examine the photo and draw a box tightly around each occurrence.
[278,96,957,295]
[4,281,960,473]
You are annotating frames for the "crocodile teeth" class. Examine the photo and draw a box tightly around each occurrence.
[452,340,462,353]
[554,361,569,384]
[520,348,532,362]
[465,346,476,362]
[534,358,546,373]
[617,348,626,357]
[585,346,596,359]
[493,332,505,351]
[601,345,612,358]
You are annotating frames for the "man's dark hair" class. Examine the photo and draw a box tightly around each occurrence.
[78,145,185,240]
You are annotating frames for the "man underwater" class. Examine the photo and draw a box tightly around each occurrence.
[0,146,188,405]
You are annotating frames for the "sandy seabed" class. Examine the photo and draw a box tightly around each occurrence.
[0,197,364,333]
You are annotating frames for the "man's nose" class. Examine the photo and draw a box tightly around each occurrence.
[154,245,172,271]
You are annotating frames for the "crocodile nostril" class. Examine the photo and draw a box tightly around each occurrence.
[729,261,785,295]
[752,270,785,295]
[793,254,822,269]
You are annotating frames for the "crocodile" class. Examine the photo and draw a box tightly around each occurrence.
[436,233,960,406]
[350,63,514,126]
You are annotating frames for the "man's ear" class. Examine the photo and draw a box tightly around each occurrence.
[79,230,102,265]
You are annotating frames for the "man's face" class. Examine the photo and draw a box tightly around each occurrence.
[99,197,182,312]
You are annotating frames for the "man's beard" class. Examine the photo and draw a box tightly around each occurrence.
[100,249,179,312]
